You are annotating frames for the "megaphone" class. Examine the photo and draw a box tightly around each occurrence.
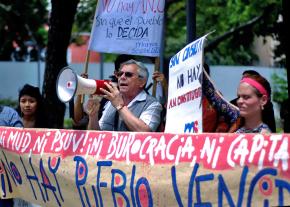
[56,67,110,103]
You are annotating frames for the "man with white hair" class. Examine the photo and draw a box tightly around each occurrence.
[87,59,162,132]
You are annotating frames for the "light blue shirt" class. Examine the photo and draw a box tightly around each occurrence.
[99,91,162,131]
[0,106,23,127]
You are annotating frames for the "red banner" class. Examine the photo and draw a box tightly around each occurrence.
[0,127,289,206]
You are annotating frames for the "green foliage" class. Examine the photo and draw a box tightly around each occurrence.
[0,0,48,60]
[64,118,74,129]
[0,0,284,65]
[0,98,17,109]
[166,0,283,65]
[73,0,97,33]
[36,26,48,46]
[272,70,288,103]
[56,0,285,66]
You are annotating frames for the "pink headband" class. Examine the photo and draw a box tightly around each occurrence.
[240,77,268,98]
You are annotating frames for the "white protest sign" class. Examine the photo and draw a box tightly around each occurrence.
[88,0,165,57]
[165,35,208,133]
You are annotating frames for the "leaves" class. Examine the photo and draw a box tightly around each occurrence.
[165,0,283,65]
[0,0,48,60]
[272,71,289,103]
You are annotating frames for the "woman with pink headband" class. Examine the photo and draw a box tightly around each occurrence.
[235,74,275,133]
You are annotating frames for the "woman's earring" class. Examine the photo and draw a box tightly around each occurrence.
[261,105,264,110]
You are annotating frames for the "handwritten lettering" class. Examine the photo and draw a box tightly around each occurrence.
[168,87,202,109]
[101,0,164,15]
[0,127,289,206]
[117,26,148,39]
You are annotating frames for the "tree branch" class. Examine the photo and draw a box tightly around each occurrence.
[205,7,271,52]
[205,15,263,52]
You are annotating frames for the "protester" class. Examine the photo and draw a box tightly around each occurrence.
[230,70,276,132]
[0,105,23,128]
[0,105,23,207]
[72,54,135,130]
[14,84,46,206]
[235,74,275,133]
[230,70,260,106]
[16,84,48,128]
[87,59,162,132]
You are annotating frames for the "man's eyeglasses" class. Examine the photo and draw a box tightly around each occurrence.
[117,71,142,78]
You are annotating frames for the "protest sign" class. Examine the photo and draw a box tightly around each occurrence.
[0,127,289,207]
[88,0,165,57]
[165,35,208,133]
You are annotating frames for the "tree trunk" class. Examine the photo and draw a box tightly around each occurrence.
[42,0,79,128]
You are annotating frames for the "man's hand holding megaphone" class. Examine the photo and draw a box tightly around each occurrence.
[86,82,124,117]
[100,82,124,111]
[86,82,124,113]
[85,81,125,130]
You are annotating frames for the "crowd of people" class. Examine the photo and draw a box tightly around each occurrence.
[202,67,278,133]
[71,56,282,134]
[1,55,287,135]
[0,54,289,206]
[0,84,45,207]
